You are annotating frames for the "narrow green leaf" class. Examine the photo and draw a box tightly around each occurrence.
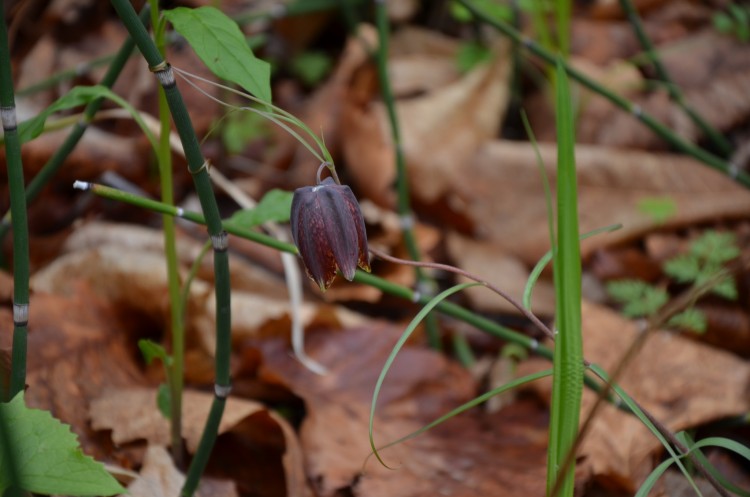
[369,282,480,468]
[0,393,124,495]
[683,435,750,497]
[164,7,272,103]
[225,189,294,228]
[18,86,95,142]
[18,85,158,150]
[370,369,553,461]
[588,365,700,497]
[547,59,584,497]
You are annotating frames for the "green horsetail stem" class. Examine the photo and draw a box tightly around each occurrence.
[108,1,232,495]
[1,0,30,401]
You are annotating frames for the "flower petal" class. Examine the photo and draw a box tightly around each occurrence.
[292,186,338,290]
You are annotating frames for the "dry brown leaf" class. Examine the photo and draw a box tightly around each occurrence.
[196,291,371,356]
[126,445,238,497]
[341,27,512,206]
[253,323,549,497]
[59,221,289,298]
[90,388,265,452]
[520,301,750,491]
[92,388,312,497]
[0,287,151,460]
[449,140,750,265]
[445,231,556,316]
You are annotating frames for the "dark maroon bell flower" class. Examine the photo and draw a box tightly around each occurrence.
[291,177,371,291]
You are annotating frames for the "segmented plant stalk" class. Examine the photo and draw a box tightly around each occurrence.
[1,0,30,401]
[373,0,442,349]
[456,0,750,190]
[618,0,732,157]
[108,1,231,494]
[0,6,150,242]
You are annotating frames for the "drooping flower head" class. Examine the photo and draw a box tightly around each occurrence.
[290,172,370,291]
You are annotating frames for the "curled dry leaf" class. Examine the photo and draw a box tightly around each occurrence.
[520,301,750,491]
[449,140,750,265]
[340,26,512,206]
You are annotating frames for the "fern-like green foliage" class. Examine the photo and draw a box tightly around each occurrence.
[606,280,669,318]
[663,231,739,299]
[667,309,708,334]
[606,230,739,332]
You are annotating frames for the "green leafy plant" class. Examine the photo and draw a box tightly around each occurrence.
[0,393,124,496]
[607,230,740,333]
[713,4,750,42]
